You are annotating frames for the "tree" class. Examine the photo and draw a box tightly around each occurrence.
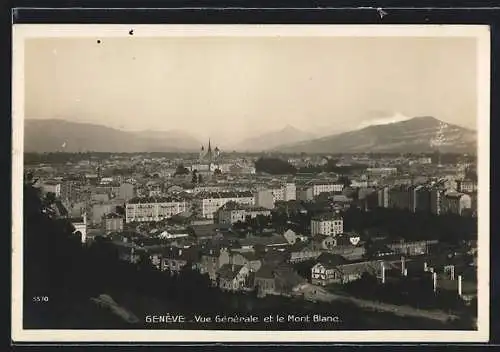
[174,164,190,176]
[191,170,198,184]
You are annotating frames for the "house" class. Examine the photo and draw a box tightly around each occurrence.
[310,253,349,286]
[189,223,229,242]
[283,229,309,245]
[310,234,337,251]
[253,265,276,297]
[102,212,124,234]
[238,234,290,252]
[329,245,366,261]
[160,247,200,274]
[387,239,438,256]
[216,264,250,291]
[310,212,344,237]
[158,228,190,240]
[199,247,231,282]
[288,242,322,263]
[230,251,262,272]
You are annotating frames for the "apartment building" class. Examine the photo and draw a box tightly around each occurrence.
[311,213,344,237]
[125,196,187,223]
[194,191,255,219]
[217,202,272,224]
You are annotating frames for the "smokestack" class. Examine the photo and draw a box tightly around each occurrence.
[458,275,463,297]
[433,272,437,293]
[424,262,428,272]
[381,262,386,284]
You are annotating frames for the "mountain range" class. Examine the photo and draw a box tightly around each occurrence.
[24,119,202,153]
[233,125,317,152]
[24,116,476,154]
[273,116,476,154]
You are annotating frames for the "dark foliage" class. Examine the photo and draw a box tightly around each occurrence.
[254,157,297,175]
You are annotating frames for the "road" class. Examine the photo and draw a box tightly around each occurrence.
[294,284,459,323]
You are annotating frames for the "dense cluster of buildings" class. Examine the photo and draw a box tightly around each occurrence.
[28,149,478,304]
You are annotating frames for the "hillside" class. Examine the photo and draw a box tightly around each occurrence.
[275,117,476,154]
[24,119,201,153]
[235,125,316,152]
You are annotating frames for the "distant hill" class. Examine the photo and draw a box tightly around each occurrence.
[235,125,316,152]
[274,116,477,154]
[24,119,201,153]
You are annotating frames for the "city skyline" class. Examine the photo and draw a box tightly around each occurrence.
[25,36,477,146]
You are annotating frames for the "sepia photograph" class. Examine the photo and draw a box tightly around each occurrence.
[11,24,490,343]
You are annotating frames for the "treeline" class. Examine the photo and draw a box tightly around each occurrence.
[254,157,297,175]
[254,157,370,176]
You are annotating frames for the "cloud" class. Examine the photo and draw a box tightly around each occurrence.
[357,112,412,129]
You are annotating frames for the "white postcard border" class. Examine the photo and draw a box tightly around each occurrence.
[11,24,491,343]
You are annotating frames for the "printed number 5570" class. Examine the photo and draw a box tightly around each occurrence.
[32,296,49,302]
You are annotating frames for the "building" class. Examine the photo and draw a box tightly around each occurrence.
[199,247,231,282]
[311,254,380,286]
[90,203,117,226]
[70,214,87,243]
[40,181,61,197]
[216,264,250,291]
[230,251,262,272]
[415,186,432,213]
[125,196,187,223]
[387,239,438,256]
[267,182,296,203]
[366,167,398,176]
[102,213,124,233]
[160,247,200,274]
[310,213,344,237]
[194,191,255,219]
[217,202,271,225]
[377,186,390,208]
[442,192,472,215]
[254,189,275,209]
[304,181,344,199]
[253,265,276,297]
[388,185,411,211]
[310,253,349,286]
[430,187,446,215]
[456,179,477,193]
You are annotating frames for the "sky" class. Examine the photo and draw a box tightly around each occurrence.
[25,36,477,147]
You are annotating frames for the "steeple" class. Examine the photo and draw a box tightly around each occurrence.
[208,139,212,153]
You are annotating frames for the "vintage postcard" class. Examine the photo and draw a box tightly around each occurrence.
[12,24,490,343]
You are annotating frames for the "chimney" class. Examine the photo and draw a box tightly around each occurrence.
[458,275,463,297]
[381,262,386,284]
[450,265,455,281]
[424,262,428,272]
[433,272,437,293]
[401,256,405,275]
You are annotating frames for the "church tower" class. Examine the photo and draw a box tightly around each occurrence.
[199,145,205,161]
[206,139,213,163]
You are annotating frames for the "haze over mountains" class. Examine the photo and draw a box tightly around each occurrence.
[24,116,476,154]
[234,125,317,152]
[24,119,202,153]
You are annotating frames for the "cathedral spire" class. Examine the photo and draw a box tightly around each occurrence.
[208,139,212,153]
